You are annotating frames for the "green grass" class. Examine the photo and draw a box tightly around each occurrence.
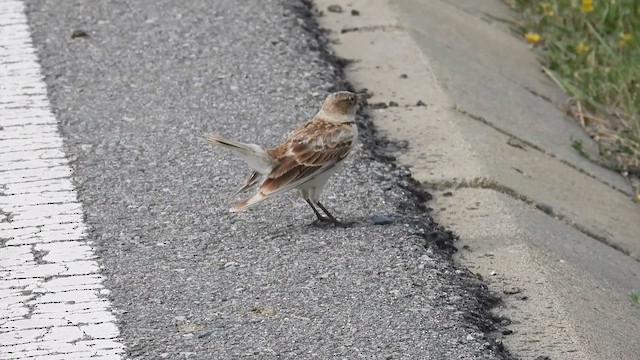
[505,0,640,177]
[571,138,591,159]
[631,291,640,308]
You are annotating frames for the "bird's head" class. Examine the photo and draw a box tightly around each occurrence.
[319,91,370,122]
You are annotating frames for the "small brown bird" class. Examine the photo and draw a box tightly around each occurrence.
[205,91,369,226]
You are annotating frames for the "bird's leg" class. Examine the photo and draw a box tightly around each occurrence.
[316,202,353,228]
[306,200,329,223]
[315,201,338,222]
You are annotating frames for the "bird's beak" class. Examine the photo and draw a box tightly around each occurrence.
[355,92,372,103]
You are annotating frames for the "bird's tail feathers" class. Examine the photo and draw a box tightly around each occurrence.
[230,191,268,212]
[204,134,273,174]
[229,171,261,199]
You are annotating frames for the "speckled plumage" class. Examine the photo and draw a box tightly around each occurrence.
[205,91,365,217]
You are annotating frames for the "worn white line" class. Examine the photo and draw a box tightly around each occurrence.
[0,1,124,359]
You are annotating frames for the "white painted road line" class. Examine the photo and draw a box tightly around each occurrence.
[0,1,124,359]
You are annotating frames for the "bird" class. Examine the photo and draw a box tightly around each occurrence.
[205,91,369,227]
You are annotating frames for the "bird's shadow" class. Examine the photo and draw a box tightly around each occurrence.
[297,213,399,230]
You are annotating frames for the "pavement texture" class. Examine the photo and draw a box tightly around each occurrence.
[0,2,124,358]
[314,0,640,359]
[21,0,516,358]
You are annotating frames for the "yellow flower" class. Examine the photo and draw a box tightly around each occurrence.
[581,0,594,12]
[619,32,632,46]
[636,193,640,202]
[576,42,589,54]
[525,32,541,43]
[540,2,555,16]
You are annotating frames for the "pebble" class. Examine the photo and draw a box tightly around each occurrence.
[370,214,394,225]
[370,102,388,109]
[71,30,88,39]
[251,307,277,317]
[503,286,522,295]
[396,140,409,149]
[327,4,343,13]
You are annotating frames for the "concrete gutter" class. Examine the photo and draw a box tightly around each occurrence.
[314,0,640,359]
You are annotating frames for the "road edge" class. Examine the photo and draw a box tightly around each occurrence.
[294,1,515,358]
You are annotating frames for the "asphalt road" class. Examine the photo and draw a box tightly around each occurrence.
[24,0,512,358]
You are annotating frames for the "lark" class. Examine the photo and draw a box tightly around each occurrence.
[205,91,369,226]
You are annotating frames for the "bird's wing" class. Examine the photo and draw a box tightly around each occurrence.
[260,120,355,196]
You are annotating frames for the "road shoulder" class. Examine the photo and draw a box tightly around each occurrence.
[314,0,640,359]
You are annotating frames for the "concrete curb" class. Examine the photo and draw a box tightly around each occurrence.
[314,0,640,359]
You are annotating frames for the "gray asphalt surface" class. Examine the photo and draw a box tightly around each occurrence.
[25,0,512,358]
